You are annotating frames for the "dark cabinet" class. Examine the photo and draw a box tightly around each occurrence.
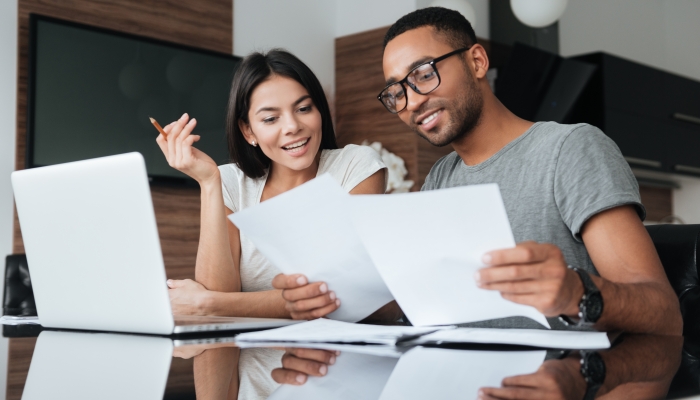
[570,52,700,176]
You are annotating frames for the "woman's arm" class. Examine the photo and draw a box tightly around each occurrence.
[156,114,240,311]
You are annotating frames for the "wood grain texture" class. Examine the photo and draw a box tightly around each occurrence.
[639,186,673,222]
[335,27,420,189]
[10,0,232,398]
[6,338,36,400]
[335,28,510,190]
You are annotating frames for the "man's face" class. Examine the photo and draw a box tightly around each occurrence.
[382,27,483,147]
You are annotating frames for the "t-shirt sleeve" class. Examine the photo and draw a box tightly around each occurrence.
[554,124,645,241]
[333,145,388,192]
[218,164,240,213]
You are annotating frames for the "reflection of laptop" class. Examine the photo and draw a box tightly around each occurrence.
[11,152,299,335]
[23,331,173,400]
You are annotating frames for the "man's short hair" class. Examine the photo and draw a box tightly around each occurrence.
[384,7,477,50]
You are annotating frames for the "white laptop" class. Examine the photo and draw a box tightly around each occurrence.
[11,152,299,335]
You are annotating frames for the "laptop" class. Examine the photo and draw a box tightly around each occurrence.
[11,152,300,335]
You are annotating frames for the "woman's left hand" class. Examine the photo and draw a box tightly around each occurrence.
[167,279,210,316]
[272,274,340,320]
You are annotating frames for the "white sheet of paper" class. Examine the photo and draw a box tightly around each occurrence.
[350,184,550,328]
[229,174,394,322]
[269,351,399,400]
[410,327,610,349]
[379,347,546,400]
[234,318,449,345]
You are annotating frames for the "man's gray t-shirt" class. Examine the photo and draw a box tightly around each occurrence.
[422,121,645,329]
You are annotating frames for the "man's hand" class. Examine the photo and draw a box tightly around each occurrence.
[478,356,586,400]
[476,242,584,317]
[272,274,341,320]
[167,279,210,316]
[271,348,338,385]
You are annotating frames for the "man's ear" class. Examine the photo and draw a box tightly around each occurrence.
[239,120,255,145]
[470,44,490,80]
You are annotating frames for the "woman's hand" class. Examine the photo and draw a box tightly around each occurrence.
[167,279,211,316]
[271,348,339,385]
[272,274,340,320]
[155,113,219,185]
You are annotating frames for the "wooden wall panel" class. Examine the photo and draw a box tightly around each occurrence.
[6,338,36,400]
[10,0,232,398]
[335,27,420,189]
[639,186,673,222]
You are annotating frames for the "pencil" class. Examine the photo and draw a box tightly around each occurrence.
[149,117,168,140]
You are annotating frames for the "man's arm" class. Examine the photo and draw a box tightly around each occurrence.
[476,205,682,335]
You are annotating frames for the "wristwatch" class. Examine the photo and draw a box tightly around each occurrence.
[559,266,604,327]
[579,350,606,400]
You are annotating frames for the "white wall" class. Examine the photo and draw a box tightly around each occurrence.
[560,0,700,223]
[0,1,18,396]
[233,0,489,96]
[234,0,337,95]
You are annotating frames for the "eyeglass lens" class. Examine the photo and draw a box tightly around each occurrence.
[380,63,440,113]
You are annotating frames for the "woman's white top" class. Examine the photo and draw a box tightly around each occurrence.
[218,144,386,399]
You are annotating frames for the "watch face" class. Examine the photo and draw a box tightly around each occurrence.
[582,352,606,385]
[584,292,604,322]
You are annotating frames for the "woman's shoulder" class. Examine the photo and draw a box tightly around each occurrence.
[319,144,386,192]
[320,144,383,168]
[218,163,266,211]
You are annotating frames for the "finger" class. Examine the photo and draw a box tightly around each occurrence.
[476,265,542,285]
[502,373,540,387]
[167,279,185,289]
[483,242,550,266]
[282,282,329,302]
[156,134,168,159]
[500,293,541,308]
[271,368,308,385]
[476,388,504,399]
[281,353,329,377]
[272,274,308,290]
[291,299,340,320]
[478,278,542,294]
[167,113,188,164]
[175,118,196,165]
[479,387,540,399]
[285,348,337,365]
[285,292,337,313]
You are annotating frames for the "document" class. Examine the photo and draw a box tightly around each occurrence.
[409,327,610,349]
[234,318,449,345]
[379,347,546,399]
[229,174,394,322]
[350,184,550,327]
[269,350,399,400]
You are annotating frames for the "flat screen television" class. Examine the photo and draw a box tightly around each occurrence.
[27,14,241,185]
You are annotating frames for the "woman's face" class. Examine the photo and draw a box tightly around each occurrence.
[242,75,323,173]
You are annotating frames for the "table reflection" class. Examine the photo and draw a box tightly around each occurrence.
[15,329,688,400]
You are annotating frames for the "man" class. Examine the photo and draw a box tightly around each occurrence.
[272,8,681,335]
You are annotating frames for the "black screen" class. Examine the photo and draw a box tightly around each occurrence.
[28,15,240,183]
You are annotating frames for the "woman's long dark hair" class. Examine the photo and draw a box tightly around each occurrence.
[226,49,338,178]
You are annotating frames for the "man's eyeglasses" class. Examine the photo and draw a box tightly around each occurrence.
[377,46,472,114]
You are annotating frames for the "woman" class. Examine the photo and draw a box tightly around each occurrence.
[156,49,396,398]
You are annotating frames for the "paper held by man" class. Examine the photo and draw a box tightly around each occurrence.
[229,174,549,328]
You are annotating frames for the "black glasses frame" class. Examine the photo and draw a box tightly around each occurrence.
[377,46,472,114]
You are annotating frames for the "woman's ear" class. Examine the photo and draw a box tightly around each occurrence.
[238,120,256,145]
